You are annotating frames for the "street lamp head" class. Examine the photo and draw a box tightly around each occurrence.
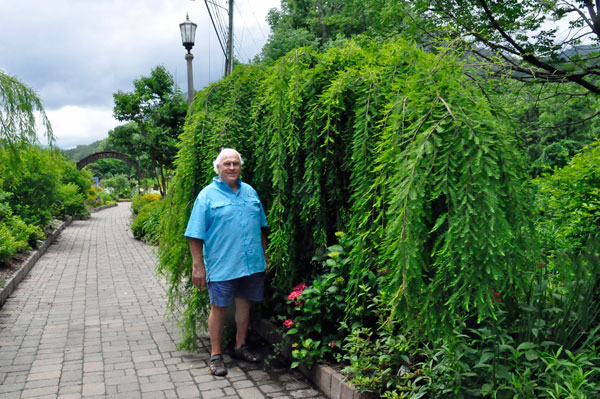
[179,13,197,53]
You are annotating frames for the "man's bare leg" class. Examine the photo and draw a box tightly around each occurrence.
[208,305,227,356]
[234,297,252,349]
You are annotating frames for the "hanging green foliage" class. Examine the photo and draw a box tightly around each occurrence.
[158,37,535,348]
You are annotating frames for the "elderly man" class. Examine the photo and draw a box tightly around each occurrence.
[185,148,268,377]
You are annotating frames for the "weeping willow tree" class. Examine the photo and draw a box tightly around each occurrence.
[158,37,535,348]
[0,70,53,148]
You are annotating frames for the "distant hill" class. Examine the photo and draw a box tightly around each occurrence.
[63,139,108,161]
[560,44,599,59]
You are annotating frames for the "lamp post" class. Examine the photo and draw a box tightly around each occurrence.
[179,14,197,106]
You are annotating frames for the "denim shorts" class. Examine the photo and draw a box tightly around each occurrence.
[207,272,265,307]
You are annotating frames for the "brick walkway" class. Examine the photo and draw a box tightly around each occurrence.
[0,203,323,399]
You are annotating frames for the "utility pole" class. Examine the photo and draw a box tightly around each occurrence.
[203,0,234,77]
[225,0,234,76]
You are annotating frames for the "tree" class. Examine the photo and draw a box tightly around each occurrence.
[259,0,407,62]
[0,70,53,148]
[112,66,187,195]
[405,0,600,95]
[100,174,131,198]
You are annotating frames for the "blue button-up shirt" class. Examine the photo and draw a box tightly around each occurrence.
[185,177,267,282]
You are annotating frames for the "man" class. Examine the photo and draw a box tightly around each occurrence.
[185,148,268,377]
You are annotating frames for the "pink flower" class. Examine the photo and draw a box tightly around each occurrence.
[283,319,295,329]
[328,341,337,348]
[288,290,301,301]
[293,282,307,292]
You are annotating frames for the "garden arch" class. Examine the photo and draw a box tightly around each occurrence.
[76,151,142,177]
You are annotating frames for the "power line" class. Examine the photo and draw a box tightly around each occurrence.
[204,0,228,57]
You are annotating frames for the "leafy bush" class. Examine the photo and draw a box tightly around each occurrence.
[0,190,44,264]
[100,174,131,198]
[131,199,163,244]
[0,145,90,264]
[0,145,91,227]
[279,232,381,368]
[0,216,43,264]
[338,242,600,398]
[9,217,44,249]
[131,193,162,215]
[56,182,89,218]
[0,223,20,264]
[99,191,116,204]
[534,140,600,253]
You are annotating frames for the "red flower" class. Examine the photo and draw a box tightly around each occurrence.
[293,283,307,292]
[328,341,337,348]
[287,283,308,304]
[283,319,295,329]
[288,290,301,301]
[491,289,501,303]
[537,262,547,268]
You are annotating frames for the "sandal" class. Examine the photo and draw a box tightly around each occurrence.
[209,354,227,376]
[233,344,259,363]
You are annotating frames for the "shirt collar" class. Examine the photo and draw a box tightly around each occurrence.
[213,176,242,193]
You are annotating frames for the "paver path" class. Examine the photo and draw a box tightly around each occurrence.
[0,203,323,399]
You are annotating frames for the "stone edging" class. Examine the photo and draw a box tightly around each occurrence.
[90,203,118,213]
[254,318,373,399]
[0,217,73,309]
[73,203,118,220]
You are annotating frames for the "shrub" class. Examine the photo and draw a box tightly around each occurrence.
[278,232,382,368]
[131,193,162,214]
[0,217,43,264]
[9,217,43,249]
[56,182,89,218]
[0,190,44,264]
[0,223,19,264]
[534,140,600,253]
[0,145,91,228]
[131,199,163,244]
[98,191,117,205]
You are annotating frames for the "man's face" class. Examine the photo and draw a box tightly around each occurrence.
[217,152,242,185]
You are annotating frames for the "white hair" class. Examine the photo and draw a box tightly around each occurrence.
[213,148,244,174]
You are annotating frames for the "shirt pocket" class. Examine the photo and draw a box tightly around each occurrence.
[210,201,234,222]
[243,197,261,217]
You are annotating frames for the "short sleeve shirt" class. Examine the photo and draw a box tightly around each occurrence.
[185,177,267,282]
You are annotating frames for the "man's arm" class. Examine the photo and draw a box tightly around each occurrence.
[188,238,206,290]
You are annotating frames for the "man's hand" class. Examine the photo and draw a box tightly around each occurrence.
[192,264,206,291]
[188,238,206,290]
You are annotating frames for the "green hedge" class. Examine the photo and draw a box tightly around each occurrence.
[131,200,163,245]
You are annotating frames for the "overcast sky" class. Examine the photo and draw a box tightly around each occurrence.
[0,0,280,149]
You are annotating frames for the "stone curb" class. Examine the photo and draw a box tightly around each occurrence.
[73,203,118,220]
[254,318,374,399]
[90,203,118,212]
[0,216,72,309]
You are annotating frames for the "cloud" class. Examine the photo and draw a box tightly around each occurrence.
[45,105,119,149]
